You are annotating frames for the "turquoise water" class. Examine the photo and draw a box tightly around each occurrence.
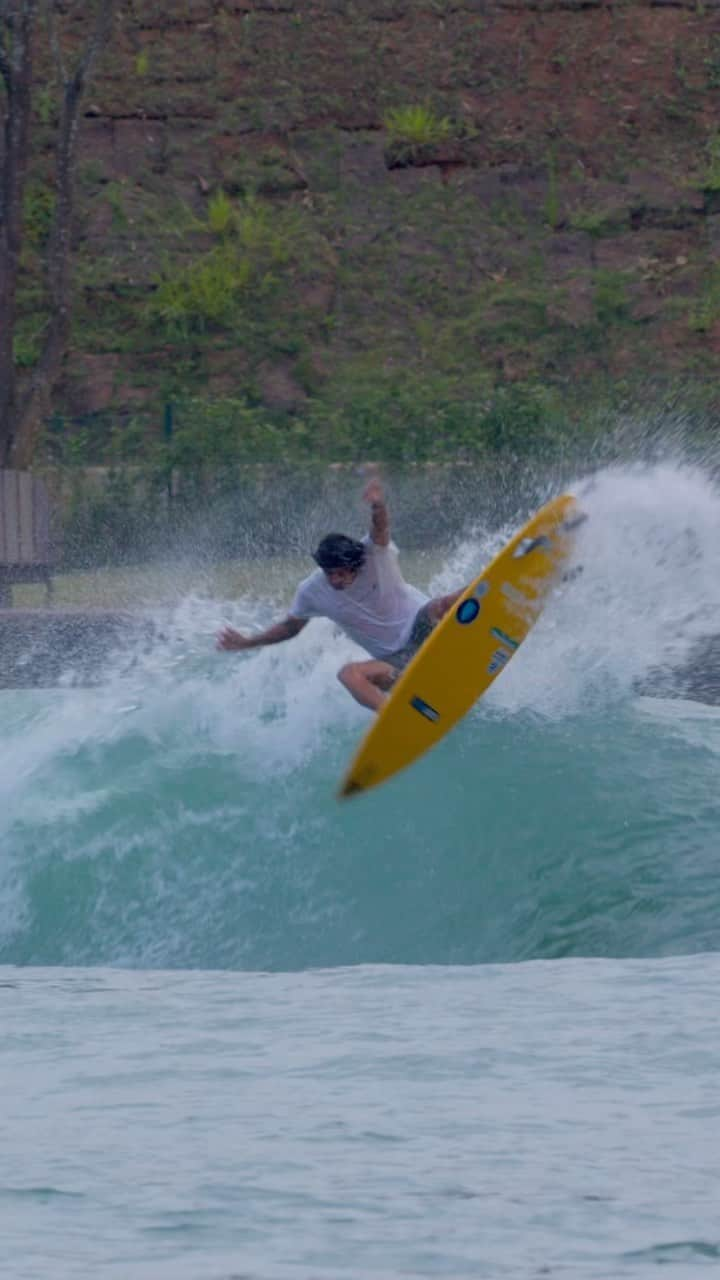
[3,959,720,1279]
[2,463,720,1276]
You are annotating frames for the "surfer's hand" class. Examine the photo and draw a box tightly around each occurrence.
[217,626,254,652]
[363,476,385,507]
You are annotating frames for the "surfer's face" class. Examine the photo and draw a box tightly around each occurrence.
[324,567,357,590]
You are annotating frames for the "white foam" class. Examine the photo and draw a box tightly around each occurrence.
[450,463,720,719]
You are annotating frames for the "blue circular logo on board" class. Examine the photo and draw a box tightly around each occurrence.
[456,598,480,625]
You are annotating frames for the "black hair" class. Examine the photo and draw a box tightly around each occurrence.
[312,533,366,572]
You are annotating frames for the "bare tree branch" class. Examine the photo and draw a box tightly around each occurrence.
[44,0,67,85]
[72,0,115,90]
[0,38,12,94]
[9,0,119,468]
[1,2,20,91]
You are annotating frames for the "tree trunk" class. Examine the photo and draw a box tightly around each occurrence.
[0,0,37,466]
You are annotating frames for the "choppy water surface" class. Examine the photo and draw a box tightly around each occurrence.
[2,959,719,1280]
[1,462,719,1276]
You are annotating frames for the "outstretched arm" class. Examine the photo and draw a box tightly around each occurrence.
[217,616,308,652]
[363,476,390,546]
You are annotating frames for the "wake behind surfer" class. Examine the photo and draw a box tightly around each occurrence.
[217,476,462,712]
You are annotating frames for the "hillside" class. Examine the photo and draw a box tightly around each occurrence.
[20,0,720,460]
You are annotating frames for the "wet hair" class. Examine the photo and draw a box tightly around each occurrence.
[312,533,366,572]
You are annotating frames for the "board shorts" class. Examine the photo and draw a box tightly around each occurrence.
[384,603,435,671]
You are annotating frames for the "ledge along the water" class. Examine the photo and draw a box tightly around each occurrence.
[634,635,720,707]
[0,609,156,688]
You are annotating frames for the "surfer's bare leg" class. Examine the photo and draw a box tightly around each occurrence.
[338,660,396,712]
[337,594,463,712]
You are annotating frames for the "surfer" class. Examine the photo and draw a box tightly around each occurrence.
[217,476,462,711]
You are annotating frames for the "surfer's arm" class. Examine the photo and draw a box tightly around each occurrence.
[363,476,390,546]
[217,616,308,651]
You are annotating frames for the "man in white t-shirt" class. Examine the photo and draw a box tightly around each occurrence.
[217,477,462,711]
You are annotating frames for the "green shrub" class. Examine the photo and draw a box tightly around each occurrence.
[104,182,129,231]
[23,181,56,247]
[146,195,316,340]
[208,189,234,236]
[13,318,45,368]
[593,270,629,327]
[383,104,461,166]
[384,104,453,148]
[704,133,720,192]
[168,396,294,470]
[147,197,307,339]
[544,148,562,230]
[148,247,248,336]
[569,208,617,238]
[688,267,720,332]
[304,370,567,463]
[35,85,57,126]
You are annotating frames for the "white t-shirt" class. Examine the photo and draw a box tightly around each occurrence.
[290,536,428,659]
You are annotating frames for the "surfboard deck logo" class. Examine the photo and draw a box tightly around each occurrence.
[338,493,584,799]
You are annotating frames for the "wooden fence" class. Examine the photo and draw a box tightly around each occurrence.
[0,470,53,604]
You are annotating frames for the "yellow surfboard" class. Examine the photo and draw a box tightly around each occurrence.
[339,494,583,798]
